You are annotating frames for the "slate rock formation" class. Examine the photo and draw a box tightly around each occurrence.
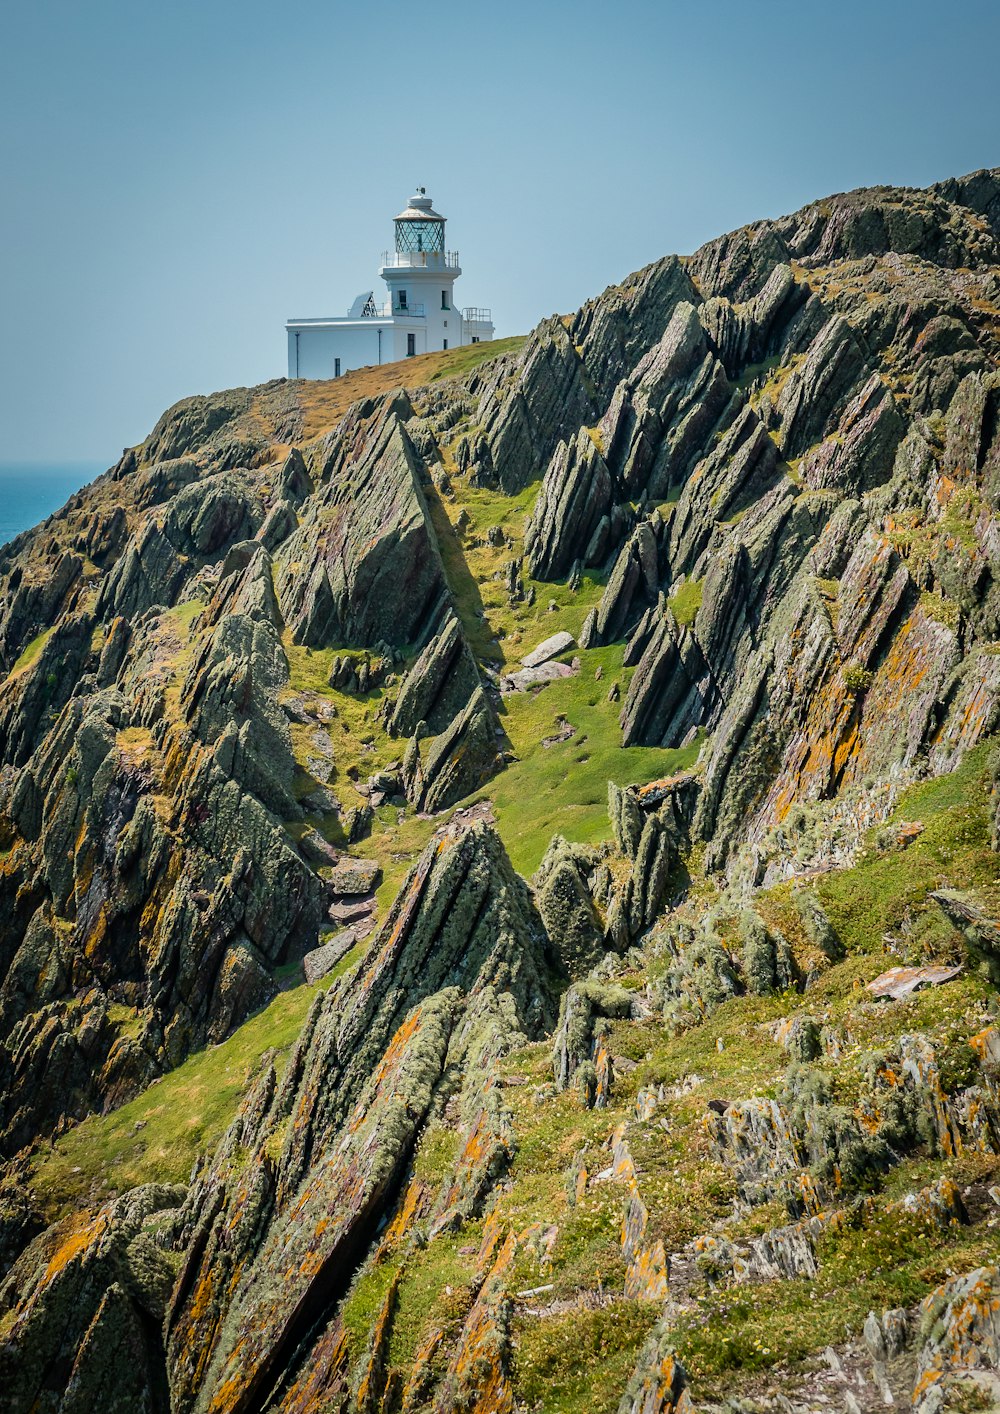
[3,170,1000,1411]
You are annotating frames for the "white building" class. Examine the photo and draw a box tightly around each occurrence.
[286,189,495,380]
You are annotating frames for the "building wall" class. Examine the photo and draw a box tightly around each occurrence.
[462,318,496,344]
[383,270,461,354]
[286,273,491,379]
[287,322,389,379]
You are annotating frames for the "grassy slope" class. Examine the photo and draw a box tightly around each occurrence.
[419,443,700,875]
[295,335,527,442]
[7,627,55,678]
[30,974,341,1214]
[482,644,699,877]
[26,355,696,1214]
[284,416,699,890]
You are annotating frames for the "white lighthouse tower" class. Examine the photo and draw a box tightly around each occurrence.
[286,189,495,380]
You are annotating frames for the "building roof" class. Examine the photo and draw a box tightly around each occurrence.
[395,188,445,222]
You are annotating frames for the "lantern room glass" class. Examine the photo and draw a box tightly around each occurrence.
[395,218,444,255]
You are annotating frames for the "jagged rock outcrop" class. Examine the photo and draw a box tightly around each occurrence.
[913,1265,1000,1412]
[606,775,698,943]
[403,684,503,813]
[2,169,1000,1412]
[468,316,597,493]
[525,427,618,580]
[162,818,555,1412]
[581,516,663,649]
[276,395,447,650]
[552,980,633,1105]
[0,1183,185,1413]
[532,835,605,974]
[389,601,481,738]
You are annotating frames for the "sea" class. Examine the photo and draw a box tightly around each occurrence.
[0,462,108,548]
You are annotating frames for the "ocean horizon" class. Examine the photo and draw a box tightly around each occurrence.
[0,461,108,548]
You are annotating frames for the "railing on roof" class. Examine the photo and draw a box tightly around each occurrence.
[462,307,493,324]
[380,250,460,269]
[355,300,426,317]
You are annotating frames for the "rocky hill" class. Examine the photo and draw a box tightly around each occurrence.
[2,171,1000,1412]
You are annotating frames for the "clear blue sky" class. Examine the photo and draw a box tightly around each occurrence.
[1,0,997,465]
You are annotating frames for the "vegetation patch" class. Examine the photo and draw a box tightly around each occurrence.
[670,577,703,627]
[481,643,700,876]
[29,978,331,1218]
[674,1205,999,1397]
[514,1300,657,1414]
[296,336,526,442]
[6,626,55,680]
[814,740,998,959]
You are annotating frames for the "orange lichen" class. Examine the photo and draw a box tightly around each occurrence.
[40,1210,107,1286]
[376,1176,429,1260]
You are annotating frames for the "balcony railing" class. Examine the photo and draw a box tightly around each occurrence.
[354,300,426,318]
[462,307,493,324]
[380,250,460,270]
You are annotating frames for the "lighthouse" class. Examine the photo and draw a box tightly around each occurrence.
[286,189,495,380]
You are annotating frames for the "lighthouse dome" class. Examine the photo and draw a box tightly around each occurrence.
[395,187,445,221]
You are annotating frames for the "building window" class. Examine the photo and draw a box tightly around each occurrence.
[471,336,480,344]
[441,290,449,310]
[443,339,448,350]
[398,289,408,310]
[407,333,416,357]
[334,357,341,378]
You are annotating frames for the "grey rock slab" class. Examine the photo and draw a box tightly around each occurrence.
[302,931,358,983]
[329,857,382,896]
[301,785,341,815]
[501,661,576,693]
[298,828,341,868]
[328,894,376,925]
[521,630,575,669]
[867,964,962,1001]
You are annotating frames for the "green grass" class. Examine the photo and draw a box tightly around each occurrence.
[425,460,614,672]
[424,334,527,384]
[45,706,991,1408]
[669,577,703,627]
[166,597,205,631]
[282,632,403,814]
[919,589,962,631]
[480,641,701,876]
[422,474,546,666]
[674,1203,999,1397]
[278,460,703,890]
[885,491,985,576]
[340,1226,484,1375]
[29,978,330,1218]
[412,1121,462,1184]
[389,1233,483,1368]
[429,445,704,879]
[734,353,783,392]
[814,739,999,959]
[422,480,518,662]
[6,625,55,680]
[514,1301,658,1414]
[341,1259,401,1359]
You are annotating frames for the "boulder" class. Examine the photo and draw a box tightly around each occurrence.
[302,931,358,982]
[329,857,381,896]
[520,630,575,669]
